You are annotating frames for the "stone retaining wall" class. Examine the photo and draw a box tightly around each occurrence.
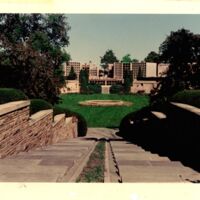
[0,100,78,158]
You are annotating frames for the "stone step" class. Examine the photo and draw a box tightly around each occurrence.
[114,152,170,161]
[109,136,200,183]
[117,160,181,166]
[0,136,96,182]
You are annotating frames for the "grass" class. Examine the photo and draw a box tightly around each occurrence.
[58,94,149,127]
[76,141,105,182]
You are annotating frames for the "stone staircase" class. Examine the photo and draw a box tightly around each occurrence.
[109,140,200,182]
[0,137,96,182]
[0,128,200,183]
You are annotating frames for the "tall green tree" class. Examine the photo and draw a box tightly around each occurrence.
[79,69,89,93]
[100,49,118,70]
[67,66,77,80]
[144,51,160,63]
[123,69,133,94]
[121,54,132,63]
[151,28,200,105]
[0,14,71,103]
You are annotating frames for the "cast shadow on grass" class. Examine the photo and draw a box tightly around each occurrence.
[117,104,200,173]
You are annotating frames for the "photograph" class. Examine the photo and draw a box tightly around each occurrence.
[0,1,200,199]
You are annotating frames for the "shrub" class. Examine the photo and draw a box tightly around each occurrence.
[53,105,87,137]
[119,106,151,134]
[170,90,200,108]
[0,88,28,104]
[30,99,53,115]
[87,84,101,94]
[110,84,124,94]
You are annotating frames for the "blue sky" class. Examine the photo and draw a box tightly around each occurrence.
[65,14,200,65]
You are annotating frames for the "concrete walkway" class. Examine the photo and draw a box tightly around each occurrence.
[0,128,200,182]
[0,137,96,182]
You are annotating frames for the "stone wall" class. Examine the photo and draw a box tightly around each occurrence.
[131,80,158,94]
[0,100,78,158]
[60,80,80,94]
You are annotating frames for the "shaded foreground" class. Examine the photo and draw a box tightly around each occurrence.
[0,128,200,182]
[119,102,200,173]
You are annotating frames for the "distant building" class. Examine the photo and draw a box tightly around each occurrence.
[81,63,90,71]
[145,62,157,77]
[131,80,158,94]
[122,63,131,77]
[113,62,123,79]
[65,62,81,80]
[157,63,169,77]
[89,66,99,79]
[61,60,169,94]
[60,80,80,94]
[132,62,146,79]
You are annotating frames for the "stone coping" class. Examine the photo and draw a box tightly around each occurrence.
[65,117,73,124]
[52,114,65,127]
[79,100,133,107]
[171,102,200,116]
[151,111,167,119]
[0,100,30,116]
[29,109,53,125]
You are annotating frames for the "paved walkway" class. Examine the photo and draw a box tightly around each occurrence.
[0,128,200,182]
[0,137,96,182]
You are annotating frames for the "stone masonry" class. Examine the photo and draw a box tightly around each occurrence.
[0,100,78,158]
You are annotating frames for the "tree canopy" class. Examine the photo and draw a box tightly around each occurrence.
[151,28,200,105]
[132,58,139,63]
[144,51,160,63]
[67,67,77,80]
[100,49,118,69]
[0,14,71,104]
[121,54,132,63]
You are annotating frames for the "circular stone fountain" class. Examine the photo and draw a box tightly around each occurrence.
[78,100,133,107]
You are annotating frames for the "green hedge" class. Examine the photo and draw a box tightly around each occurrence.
[30,99,53,115]
[87,84,101,94]
[0,88,28,104]
[110,84,124,94]
[170,90,200,108]
[53,105,87,137]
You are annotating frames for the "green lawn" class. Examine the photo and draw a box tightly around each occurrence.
[58,94,149,127]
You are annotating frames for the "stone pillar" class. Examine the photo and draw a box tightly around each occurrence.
[101,85,111,94]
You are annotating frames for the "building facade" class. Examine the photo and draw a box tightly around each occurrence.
[132,62,146,79]
[61,60,169,94]
[65,62,81,80]
[113,62,123,79]
[131,80,158,94]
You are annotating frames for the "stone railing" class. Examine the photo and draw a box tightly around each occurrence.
[0,100,78,158]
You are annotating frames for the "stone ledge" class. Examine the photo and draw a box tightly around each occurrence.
[29,109,53,125]
[151,111,167,119]
[0,100,30,116]
[170,102,200,116]
[65,117,73,125]
[52,114,65,127]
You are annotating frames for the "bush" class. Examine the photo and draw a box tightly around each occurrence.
[110,84,124,94]
[53,105,87,137]
[0,88,28,104]
[170,90,200,108]
[87,84,101,94]
[30,99,53,115]
[119,106,151,135]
